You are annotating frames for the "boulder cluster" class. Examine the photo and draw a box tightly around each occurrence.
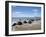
[12,19,34,26]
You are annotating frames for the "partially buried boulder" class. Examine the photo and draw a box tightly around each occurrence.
[17,21,22,25]
[12,23,17,26]
[28,20,32,24]
[23,21,27,23]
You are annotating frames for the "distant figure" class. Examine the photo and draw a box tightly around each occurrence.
[23,21,27,23]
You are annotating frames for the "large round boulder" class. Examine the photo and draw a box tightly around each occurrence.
[23,21,27,23]
[17,21,22,25]
[28,20,32,24]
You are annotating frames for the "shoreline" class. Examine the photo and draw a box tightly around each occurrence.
[12,20,41,31]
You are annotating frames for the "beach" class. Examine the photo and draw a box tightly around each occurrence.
[12,20,41,31]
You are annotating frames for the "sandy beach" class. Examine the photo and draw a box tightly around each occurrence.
[12,20,41,31]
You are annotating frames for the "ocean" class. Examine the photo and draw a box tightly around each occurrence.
[12,17,41,24]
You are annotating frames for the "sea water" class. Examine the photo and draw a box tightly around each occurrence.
[12,17,41,24]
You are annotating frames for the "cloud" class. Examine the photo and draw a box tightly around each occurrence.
[15,12,22,14]
[32,9,38,12]
[12,12,33,17]
[12,13,25,17]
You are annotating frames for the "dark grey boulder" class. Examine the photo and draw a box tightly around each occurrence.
[12,23,17,26]
[23,21,27,23]
[17,21,22,25]
[28,20,32,24]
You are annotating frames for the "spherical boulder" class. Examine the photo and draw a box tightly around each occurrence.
[23,21,27,23]
[28,20,32,24]
[17,21,22,25]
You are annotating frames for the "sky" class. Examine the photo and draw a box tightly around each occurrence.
[11,6,41,17]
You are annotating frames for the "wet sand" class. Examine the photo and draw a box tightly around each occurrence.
[12,20,41,31]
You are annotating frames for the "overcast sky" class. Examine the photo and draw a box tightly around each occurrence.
[11,6,41,17]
